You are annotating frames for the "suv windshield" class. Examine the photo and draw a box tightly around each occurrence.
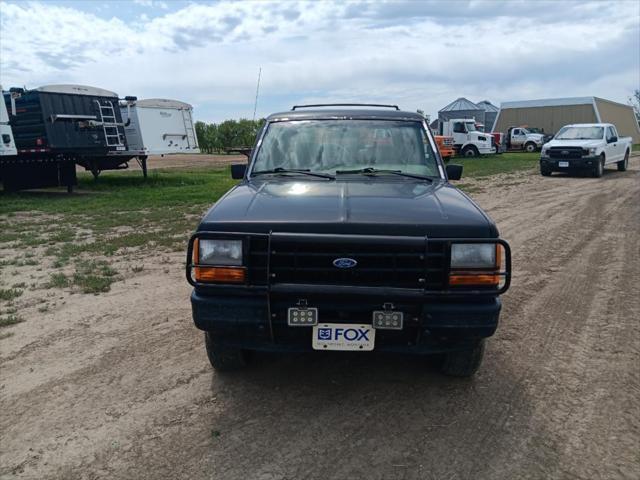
[251,120,440,177]
[555,126,604,140]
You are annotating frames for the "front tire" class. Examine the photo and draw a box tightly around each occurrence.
[540,166,552,176]
[524,142,537,153]
[204,332,249,371]
[440,340,486,377]
[592,154,604,178]
[617,150,629,171]
[461,145,479,157]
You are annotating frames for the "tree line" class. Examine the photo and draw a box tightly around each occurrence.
[195,118,266,154]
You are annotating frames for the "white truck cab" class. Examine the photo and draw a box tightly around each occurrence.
[540,123,632,177]
[0,85,17,157]
[440,118,495,157]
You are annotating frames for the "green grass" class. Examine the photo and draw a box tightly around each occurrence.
[0,288,23,301]
[0,314,24,328]
[46,273,70,289]
[0,167,237,217]
[451,152,539,178]
[0,167,238,262]
[633,144,640,152]
[72,260,118,294]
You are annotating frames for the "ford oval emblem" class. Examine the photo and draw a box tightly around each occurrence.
[333,258,358,269]
[561,150,569,155]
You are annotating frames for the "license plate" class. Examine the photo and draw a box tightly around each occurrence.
[287,307,318,326]
[312,323,375,351]
[558,161,569,167]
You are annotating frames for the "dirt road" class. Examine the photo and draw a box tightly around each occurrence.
[2,159,639,479]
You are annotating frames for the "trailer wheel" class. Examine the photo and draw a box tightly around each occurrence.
[524,142,537,153]
[617,150,629,172]
[461,145,479,157]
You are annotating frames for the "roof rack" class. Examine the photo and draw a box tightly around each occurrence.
[291,103,400,111]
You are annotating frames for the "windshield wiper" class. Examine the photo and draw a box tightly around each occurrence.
[335,167,433,182]
[251,168,335,179]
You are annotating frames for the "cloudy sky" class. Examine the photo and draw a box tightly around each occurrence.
[1,0,638,123]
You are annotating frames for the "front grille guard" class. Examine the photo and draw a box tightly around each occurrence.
[186,232,511,296]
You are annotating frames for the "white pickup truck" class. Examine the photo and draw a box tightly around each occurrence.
[539,123,632,177]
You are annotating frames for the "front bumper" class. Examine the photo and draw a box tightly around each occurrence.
[478,145,496,155]
[540,155,599,170]
[191,290,502,354]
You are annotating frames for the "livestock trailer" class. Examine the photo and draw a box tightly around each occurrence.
[120,98,200,156]
[2,84,142,190]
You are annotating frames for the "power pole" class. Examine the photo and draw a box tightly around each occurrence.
[252,67,262,122]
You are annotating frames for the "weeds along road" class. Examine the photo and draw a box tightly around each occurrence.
[1,158,639,479]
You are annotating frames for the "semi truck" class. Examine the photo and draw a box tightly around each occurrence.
[438,118,496,157]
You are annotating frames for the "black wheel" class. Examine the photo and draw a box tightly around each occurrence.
[617,150,629,172]
[524,142,537,153]
[204,332,248,371]
[592,154,604,178]
[440,340,485,377]
[461,145,478,157]
[540,166,552,176]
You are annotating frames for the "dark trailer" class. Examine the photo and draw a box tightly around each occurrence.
[1,84,143,192]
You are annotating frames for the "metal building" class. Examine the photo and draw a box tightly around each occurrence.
[492,97,640,142]
[476,100,499,133]
[438,97,485,125]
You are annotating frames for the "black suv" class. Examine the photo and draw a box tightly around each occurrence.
[187,104,511,377]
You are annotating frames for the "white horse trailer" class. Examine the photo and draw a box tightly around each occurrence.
[120,98,200,156]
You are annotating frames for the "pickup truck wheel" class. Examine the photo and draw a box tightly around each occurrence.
[540,166,552,176]
[440,340,485,377]
[617,151,629,171]
[204,332,248,371]
[524,142,537,153]
[461,145,479,157]
[592,155,604,178]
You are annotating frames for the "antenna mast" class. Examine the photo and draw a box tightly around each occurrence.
[252,67,262,121]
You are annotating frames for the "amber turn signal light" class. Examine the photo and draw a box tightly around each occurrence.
[449,273,499,286]
[194,266,246,283]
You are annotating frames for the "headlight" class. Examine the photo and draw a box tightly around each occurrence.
[451,243,496,269]
[541,146,549,156]
[588,147,597,156]
[198,239,243,266]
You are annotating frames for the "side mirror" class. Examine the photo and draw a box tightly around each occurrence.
[446,164,463,180]
[231,164,247,179]
[608,136,618,143]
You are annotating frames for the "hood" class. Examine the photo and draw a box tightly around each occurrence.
[527,133,545,141]
[198,178,496,238]
[545,138,601,148]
